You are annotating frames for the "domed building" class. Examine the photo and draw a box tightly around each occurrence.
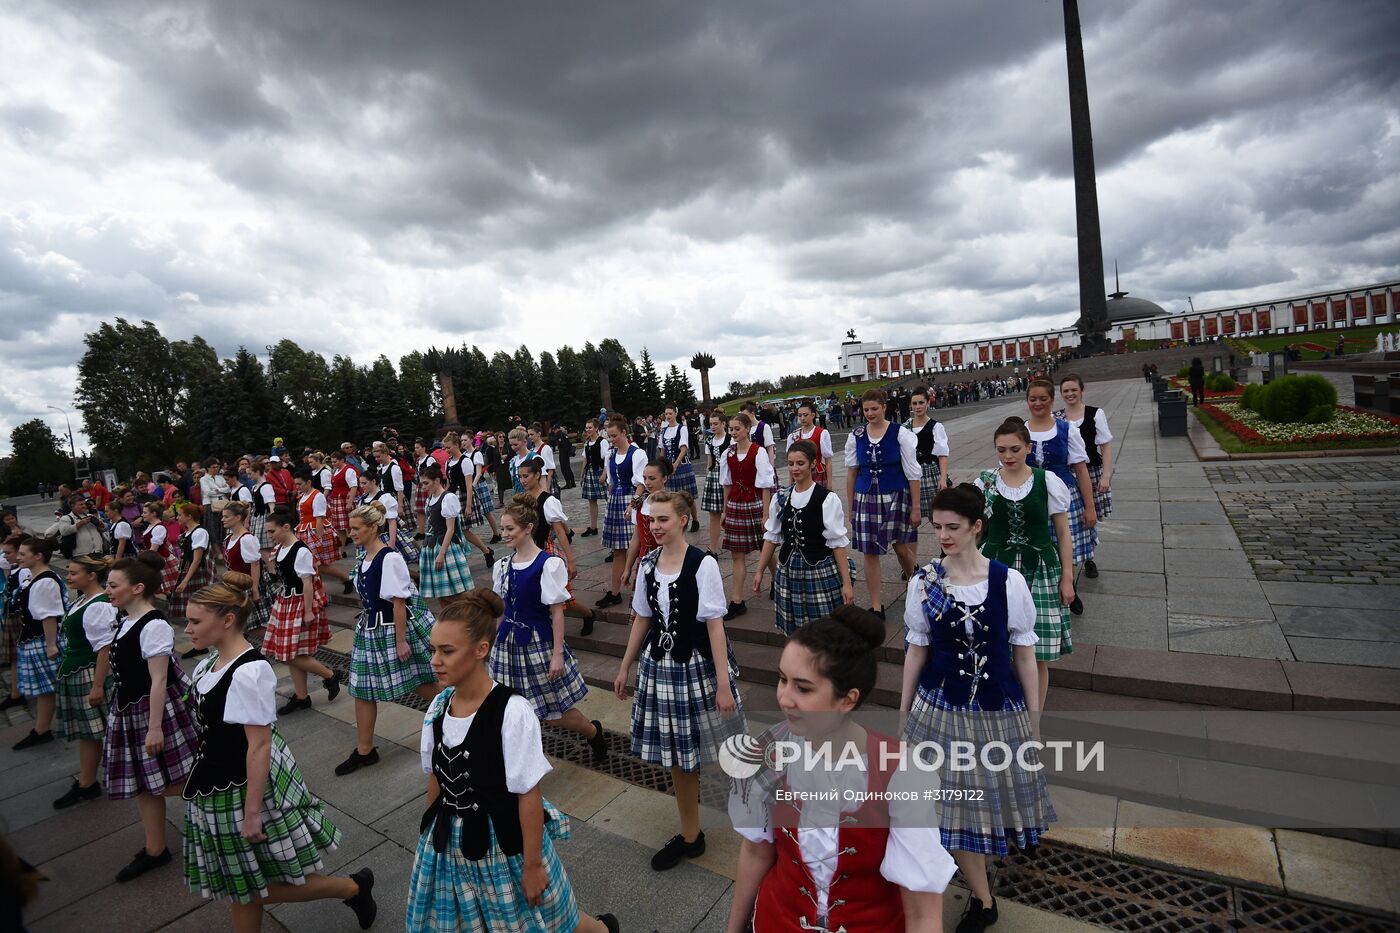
[1105,289,1169,324]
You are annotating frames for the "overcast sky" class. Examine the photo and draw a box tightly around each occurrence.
[3,0,1398,454]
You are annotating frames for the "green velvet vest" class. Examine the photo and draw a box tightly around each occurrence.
[980,468,1061,581]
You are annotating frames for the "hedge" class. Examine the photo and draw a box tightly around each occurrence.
[1240,374,1338,424]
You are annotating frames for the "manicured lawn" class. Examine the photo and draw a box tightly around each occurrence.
[716,377,898,414]
[1227,321,1400,360]
[1194,401,1400,453]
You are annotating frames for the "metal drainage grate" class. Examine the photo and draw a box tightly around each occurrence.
[1237,890,1400,933]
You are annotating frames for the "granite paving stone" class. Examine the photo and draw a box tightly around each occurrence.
[1274,605,1400,641]
[1167,615,1293,660]
[1286,636,1400,669]
[1162,524,1241,550]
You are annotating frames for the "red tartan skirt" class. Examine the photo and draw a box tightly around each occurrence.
[159,546,183,595]
[296,522,341,565]
[722,494,765,554]
[327,491,353,536]
[263,578,331,661]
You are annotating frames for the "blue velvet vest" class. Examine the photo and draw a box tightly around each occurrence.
[1030,420,1076,488]
[917,561,1022,709]
[852,423,907,495]
[496,551,554,646]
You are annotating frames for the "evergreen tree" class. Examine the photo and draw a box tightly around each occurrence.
[538,351,564,426]
[359,356,407,439]
[398,351,437,438]
[488,351,517,425]
[4,419,72,495]
[327,355,362,448]
[512,345,542,422]
[665,364,698,410]
[637,348,662,414]
[268,339,333,447]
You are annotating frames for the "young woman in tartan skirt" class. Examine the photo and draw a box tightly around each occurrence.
[221,502,273,633]
[141,501,184,597]
[621,457,672,597]
[245,460,278,552]
[489,501,606,759]
[171,504,217,659]
[414,438,435,531]
[443,431,498,567]
[293,468,353,595]
[372,440,419,542]
[51,554,118,808]
[106,500,137,561]
[975,418,1076,714]
[516,459,598,637]
[408,592,618,933]
[506,427,539,496]
[336,502,439,777]
[0,536,26,713]
[750,440,854,635]
[470,435,504,544]
[595,416,647,610]
[613,490,743,872]
[527,423,560,497]
[701,411,729,557]
[906,386,951,518]
[578,420,608,538]
[103,551,201,884]
[900,484,1056,933]
[784,402,834,488]
[843,388,922,619]
[720,411,775,621]
[10,537,67,751]
[1025,377,1095,616]
[726,607,954,932]
[326,449,360,554]
[660,405,701,533]
[180,573,377,932]
[357,468,420,566]
[417,463,476,606]
[264,510,340,716]
[1056,373,1113,580]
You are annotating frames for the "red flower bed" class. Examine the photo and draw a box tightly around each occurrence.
[1201,401,1400,447]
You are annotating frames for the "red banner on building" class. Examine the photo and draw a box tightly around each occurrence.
[979,345,989,362]
[952,348,964,366]
[1020,341,1031,357]
[1258,308,1271,329]
[1312,302,1327,324]
[900,353,910,371]
[1048,336,1060,352]
[866,358,877,376]
[1293,305,1308,326]
[992,344,1004,360]
[878,356,888,373]
[1033,339,1045,354]
[1352,296,1368,319]
[939,350,949,367]
[1205,318,1219,337]
[1240,311,1254,331]
[1187,319,1201,338]
[1171,321,1184,340]
[1373,293,1389,316]
[914,352,925,369]
[1223,316,1236,334]
[1332,299,1346,321]
[1005,343,1016,359]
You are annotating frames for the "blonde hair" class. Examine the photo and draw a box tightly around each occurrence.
[436,589,504,644]
[190,571,256,630]
[507,427,527,443]
[648,489,694,519]
[729,411,754,429]
[223,500,250,522]
[350,500,387,529]
[70,553,114,576]
[443,431,461,448]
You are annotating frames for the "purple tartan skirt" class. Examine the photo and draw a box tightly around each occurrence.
[851,486,917,555]
[103,665,200,799]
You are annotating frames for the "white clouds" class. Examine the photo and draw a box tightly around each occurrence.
[1,0,1399,455]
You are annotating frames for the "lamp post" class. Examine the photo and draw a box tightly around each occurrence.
[47,405,76,459]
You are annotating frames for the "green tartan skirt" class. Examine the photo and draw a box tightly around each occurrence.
[183,728,341,904]
[55,665,109,743]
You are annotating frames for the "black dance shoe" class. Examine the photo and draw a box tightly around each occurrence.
[13,729,53,750]
[1084,559,1099,578]
[116,847,171,883]
[324,671,342,702]
[53,779,102,809]
[334,747,380,776]
[278,695,312,715]
[956,896,998,933]
[588,719,609,760]
[343,867,377,929]
[651,832,705,871]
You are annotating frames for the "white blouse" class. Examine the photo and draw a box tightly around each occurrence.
[23,575,66,620]
[762,485,850,549]
[185,527,210,551]
[301,491,328,519]
[374,491,400,522]
[419,686,552,793]
[719,446,776,489]
[277,542,317,578]
[609,447,649,489]
[428,492,462,519]
[986,469,1070,515]
[148,524,168,548]
[1029,424,1088,466]
[908,419,951,458]
[360,550,417,599]
[72,595,118,650]
[536,445,557,475]
[116,612,175,658]
[540,495,567,526]
[630,553,728,621]
[785,426,834,461]
[661,424,690,455]
[195,649,278,726]
[229,533,262,564]
[1061,408,1113,446]
[903,564,1039,646]
[842,425,922,481]
[492,554,570,606]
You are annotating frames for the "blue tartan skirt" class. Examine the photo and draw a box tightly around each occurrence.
[407,800,579,933]
[772,553,853,635]
[851,486,917,555]
[1088,463,1113,521]
[418,540,476,598]
[917,461,943,517]
[631,645,745,772]
[580,464,606,502]
[488,630,588,721]
[602,486,632,550]
[469,481,497,525]
[15,638,59,696]
[700,461,725,513]
[347,605,436,702]
[902,683,1055,856]
[666,460,699,497]
[1053,482,1098,566]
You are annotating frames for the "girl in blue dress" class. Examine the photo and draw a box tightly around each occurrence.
[1025,377,1096,614]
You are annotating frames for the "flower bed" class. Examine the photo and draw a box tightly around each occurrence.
[1200,401,1400,446]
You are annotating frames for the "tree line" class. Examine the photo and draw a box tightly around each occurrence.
[64,319,704,478]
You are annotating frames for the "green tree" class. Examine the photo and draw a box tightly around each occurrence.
[269,340,334,446]
[665,364,697,410]
[4,419,72,495]
[75,318,202,473]
[189,348,280,458]
[326,355,362,448]
[637,348,662,414]
[398,351,437,438]
[358,356,408,439]
[538,352,563,426]
[511,346,541,422]
[555,345,594,426]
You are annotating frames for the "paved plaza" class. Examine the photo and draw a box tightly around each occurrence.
[4,377,1400,930]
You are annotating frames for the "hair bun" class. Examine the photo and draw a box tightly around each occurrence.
[136,550,165,571]
[830,604,886,649]
[222,571,254,592]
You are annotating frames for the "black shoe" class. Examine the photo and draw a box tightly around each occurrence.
[956,896,998,933]
[53,779,102,809]
[12,729,54,751]
[343,579,355,595]
[181,646,209,659]
[595,591,621,609]
[901,571,909,582]
[598,914,620,933]
[489,533,502,544]
[116,847,172,883]
[723,601,747,621]
[278,695,312,715]
[651,832,705,871]
[1069,594,1084,616]
[580,610,596,637]
[334,747,380,776]
[872,607,886,621]
[581,527,598,537]
[343,867,377,930]
[324,671,342,702]
[604,552,614,563]
[588,719,609,760]
[1084,559,1099,579]
[0,695,25,711]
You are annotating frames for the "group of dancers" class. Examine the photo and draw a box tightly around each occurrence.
[1,371,1114,932]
